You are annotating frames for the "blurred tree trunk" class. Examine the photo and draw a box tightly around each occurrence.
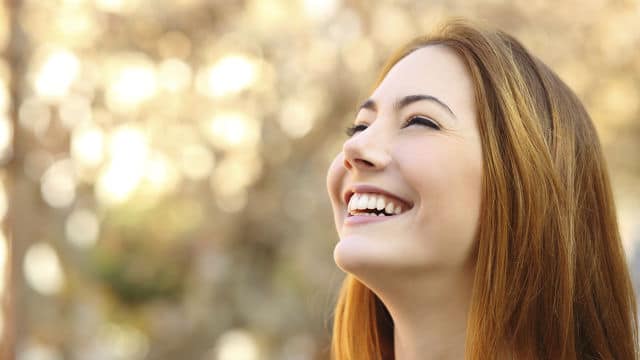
[4,0,25,358]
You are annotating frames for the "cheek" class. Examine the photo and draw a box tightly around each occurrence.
[400,141,483,260]
[401,138,482,208]
[326,153,346,211]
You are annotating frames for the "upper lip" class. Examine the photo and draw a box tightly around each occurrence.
[343,184,414,209]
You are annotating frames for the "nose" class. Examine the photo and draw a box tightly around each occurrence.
[342,127,392,171]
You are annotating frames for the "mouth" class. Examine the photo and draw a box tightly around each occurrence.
[343,184,414,219]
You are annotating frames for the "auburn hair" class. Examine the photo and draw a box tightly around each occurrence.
[330,19,638,359]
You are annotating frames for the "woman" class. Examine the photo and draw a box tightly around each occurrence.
[325,19,638,359]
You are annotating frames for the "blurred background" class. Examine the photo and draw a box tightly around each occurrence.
[0,0,638,359]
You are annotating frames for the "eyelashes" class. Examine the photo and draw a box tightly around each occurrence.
[344,116,441,137]
[344,123,368,137]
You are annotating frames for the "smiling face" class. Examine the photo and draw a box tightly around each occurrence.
[326,45,483,282]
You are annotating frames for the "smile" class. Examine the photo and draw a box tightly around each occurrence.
[344,191,414,226]
[347,192,408,217]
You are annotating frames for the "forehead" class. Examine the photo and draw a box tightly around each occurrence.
[370,45,475,117]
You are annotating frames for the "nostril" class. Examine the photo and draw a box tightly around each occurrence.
[344,156,377,170]
[355,159,375,167]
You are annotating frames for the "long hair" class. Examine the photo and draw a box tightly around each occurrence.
[330,19,639,359]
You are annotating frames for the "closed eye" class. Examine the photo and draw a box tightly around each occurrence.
[404,116,440,130]
[344,116,440,137]
[345,123,368,137]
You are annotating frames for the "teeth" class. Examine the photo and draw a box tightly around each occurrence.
[367,195,377,209]
[348,194,358,211]
[357,194,369,209]
[347,192,410,216]
[384,202,394,214]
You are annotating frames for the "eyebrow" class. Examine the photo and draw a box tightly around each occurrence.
[358,94,456,118]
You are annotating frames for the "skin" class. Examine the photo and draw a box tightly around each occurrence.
[326,45,483,359]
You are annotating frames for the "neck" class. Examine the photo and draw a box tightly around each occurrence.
[377,268,473,360]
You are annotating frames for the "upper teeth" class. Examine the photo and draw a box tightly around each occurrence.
[348,193,406,216]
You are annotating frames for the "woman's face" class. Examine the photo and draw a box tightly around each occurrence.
[326,45,483,279]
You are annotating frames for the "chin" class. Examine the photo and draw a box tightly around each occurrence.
[334,237,379,272]
[333,237,407,276]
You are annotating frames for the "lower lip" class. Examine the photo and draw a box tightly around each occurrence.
[344,214,400,226]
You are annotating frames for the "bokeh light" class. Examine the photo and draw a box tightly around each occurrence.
[196,54,259,98]
[71,123,105,169]
[205,112,261,150]
[65,208,100,248]
[215,329,260,360]
[93,323,149,359]
[32,48,80,100]
[105,55,157,112]
[40,159,76,208]
[23,242,65,296]
[303,0,340,21]
[179,144,215,181]
[95,0,141,14]
[158,58,192,93]
[142,151,180,195]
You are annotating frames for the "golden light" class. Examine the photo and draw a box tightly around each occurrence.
[23,242,65,296]
[303,0,340,21]
[179,144,215,180]
[65,208,100,248]
[108,125,148,162]
[96,162,144,205]
[55,4,102,47]
[71,123,105,168]
[245,0,289,31]
[278,98,315,139]
[40,159,77,208]
[196,55,258,98]
[142,152,180,195]
[215,329,260,360]
[158,58,192,93]
[33,48,80,100]
[95,0,140,14]
[278,88,326,139]
[96,126,149,205]
[205,112,260,150]
[105,58,157,112]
